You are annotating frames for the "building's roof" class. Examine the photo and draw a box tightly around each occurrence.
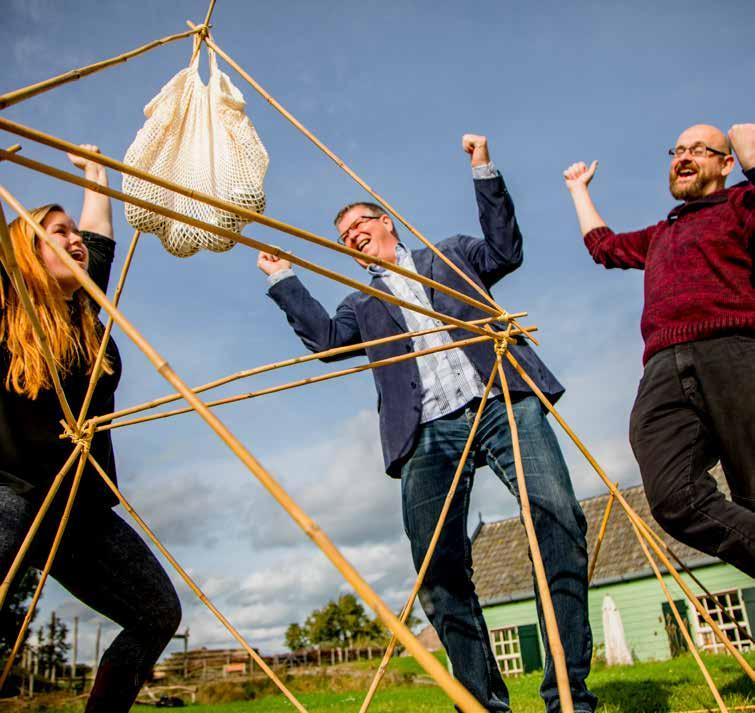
[471,476,725,607]
[413,624,443,653]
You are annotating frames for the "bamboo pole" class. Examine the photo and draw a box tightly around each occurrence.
[1,187,487,713]
[0,203,77,428]
[0,28,203,111]
[359,363,498,713]
[629,518,729,713]
[0,130,504,323]
[201,0,218,29]
[92,331,540,433]
[496,355,574,713]
[89,315,508,426]
[0,149,498,343]
[0,144,21,159]
[189,0,217,64]
[674,706,755,713]
[0,443,83,609]
[85,454,309,713]
[587,483,618,586]
[0,442,90,690]
[509,316,539,347]
[76,230,141,429]
[197,29,506,317]
[503,350,755,680]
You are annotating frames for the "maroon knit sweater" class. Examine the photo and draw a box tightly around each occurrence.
[584,170,755,364]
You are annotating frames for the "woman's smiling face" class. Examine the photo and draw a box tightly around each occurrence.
[39,209,89,299]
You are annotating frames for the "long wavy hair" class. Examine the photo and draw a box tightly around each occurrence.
[0,204,111,399]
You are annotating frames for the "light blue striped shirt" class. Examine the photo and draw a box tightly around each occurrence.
[368,243,499,422]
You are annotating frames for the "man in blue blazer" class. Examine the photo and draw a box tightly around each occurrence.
[258,135,595,713]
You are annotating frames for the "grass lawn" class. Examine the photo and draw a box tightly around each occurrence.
[28,652,755,712]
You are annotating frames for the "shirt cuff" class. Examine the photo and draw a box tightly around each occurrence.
[472,161,499,180]
[267,268,295,288]
[583,225,614,251]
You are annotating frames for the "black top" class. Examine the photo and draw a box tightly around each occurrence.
[0,233,121,507]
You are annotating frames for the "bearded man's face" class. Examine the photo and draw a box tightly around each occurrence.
[669,154,722,200]
[668,125,733,201]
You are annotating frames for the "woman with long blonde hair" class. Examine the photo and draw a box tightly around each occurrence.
[0,149,180,712]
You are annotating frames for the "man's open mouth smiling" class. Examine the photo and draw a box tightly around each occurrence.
[675,163,698,179]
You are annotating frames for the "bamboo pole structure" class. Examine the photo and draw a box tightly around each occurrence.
[91,331,541,433]
[1,188,488,713]
[0,148,500,345]
[629,518,729,713]
[587,483,618,586]
[0,28,203,111]
[359,363,498,713]
[86,454,308,713]
[0,204,77,428]
[0,127,505,323]
[195,27,506,317]
[0,441,91,690]
[496,353,574,713]
[76,230,141,429]
[0,443,83,609]
[89,315,509,426]
[503,350,755,680]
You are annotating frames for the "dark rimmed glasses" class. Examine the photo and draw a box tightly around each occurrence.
[338,215,381,245]
[668,143,730,159]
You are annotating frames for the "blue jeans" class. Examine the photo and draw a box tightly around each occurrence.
[400,396,596,713]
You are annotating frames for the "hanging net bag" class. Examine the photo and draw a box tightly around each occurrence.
[122,46,269,257]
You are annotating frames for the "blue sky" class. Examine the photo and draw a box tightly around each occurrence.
[1,0,753,664]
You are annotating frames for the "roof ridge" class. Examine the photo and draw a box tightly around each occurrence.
[479,480,645,530]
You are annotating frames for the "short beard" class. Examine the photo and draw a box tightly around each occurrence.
[669,167,706,201]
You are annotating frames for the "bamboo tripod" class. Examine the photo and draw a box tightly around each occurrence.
[0,7,751,713]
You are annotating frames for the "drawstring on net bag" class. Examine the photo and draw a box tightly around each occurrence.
[122,45,269,257]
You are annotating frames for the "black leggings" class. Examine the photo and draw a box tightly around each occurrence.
[0,486,181,712]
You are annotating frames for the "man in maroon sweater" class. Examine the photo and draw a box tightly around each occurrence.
[563,123,754,576]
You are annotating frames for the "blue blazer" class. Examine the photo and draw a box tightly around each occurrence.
[268,175,565,476]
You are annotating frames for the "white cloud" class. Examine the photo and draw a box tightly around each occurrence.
[245,410,403,549]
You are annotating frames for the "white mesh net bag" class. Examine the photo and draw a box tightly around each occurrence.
[122,47,268,257]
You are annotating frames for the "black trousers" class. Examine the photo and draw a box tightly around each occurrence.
[629,334,755,577]
[0,486,181,712]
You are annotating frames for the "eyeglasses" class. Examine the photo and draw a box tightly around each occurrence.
[668,143,730,159]
[338,215,381,244]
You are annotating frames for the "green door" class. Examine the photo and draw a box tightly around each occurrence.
[662,599,690,658]
[519,623,543,672]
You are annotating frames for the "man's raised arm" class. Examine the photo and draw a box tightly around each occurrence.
[563,159,651,270]
[459,134,524,285]
[563,160,606,236]
[257,251,363,360]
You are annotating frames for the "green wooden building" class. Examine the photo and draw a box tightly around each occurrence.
[470,481,754,674]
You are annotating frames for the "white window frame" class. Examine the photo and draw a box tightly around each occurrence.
[489,625,524,676]
[693,588,753,654]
